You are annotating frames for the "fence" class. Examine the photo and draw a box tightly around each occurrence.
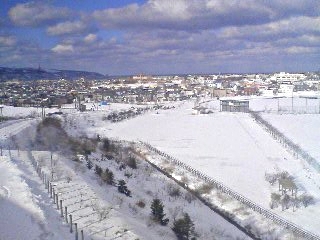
[250,111,320,172]
[26,149,136,240]
[139,141,320,240]
[26,151,83,240]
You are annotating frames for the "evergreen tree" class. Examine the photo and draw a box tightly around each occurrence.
[102,138,110,151]
[127,156,137,169]
[150,198,169,226]
[95,165,102,176]
[172,213,196,240]
[101,168,114,185]
[86,159,93,170]
[117,180,131,197]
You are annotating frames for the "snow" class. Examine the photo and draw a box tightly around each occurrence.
[0,151,71,240]
[0,106,59,118]
[76,99,320,236]
[261,113,320,162]
[0,103,250,240]
[1,96,320,239]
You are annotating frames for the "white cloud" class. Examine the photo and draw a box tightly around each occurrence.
[92,0,320,31]
[9,2,70,27]
[220,16,320,41]
[51,44,74,54]
[47,21,88,35]
[0,36,16,46]
[84,34,97,43]
[286,46,317,54]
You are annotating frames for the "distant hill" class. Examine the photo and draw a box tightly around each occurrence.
[0,67,107,81]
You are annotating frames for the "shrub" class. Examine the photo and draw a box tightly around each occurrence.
[167,184,181,198]
[195,183,214,195]
[136,200,146,208]
[101,168,115,185]
[300,194,314,207]
[127,156,137,169]
[184,192,196,203]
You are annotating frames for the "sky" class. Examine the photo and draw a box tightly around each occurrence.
[0,0,319,75]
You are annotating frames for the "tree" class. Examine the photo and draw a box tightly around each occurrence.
[150,198,169,226]
[117,180,131,197]
[101,168,114,185]
[300,194,314,207]
[86,159,93,170]
[95,165,102,176]
[172,213,196,240]
[127,156,137,169]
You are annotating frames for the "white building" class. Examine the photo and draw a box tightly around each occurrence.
[278,84,294,95]
[271,72,306,83]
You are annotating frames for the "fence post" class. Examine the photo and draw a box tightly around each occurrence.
[75,223,78,240]
[65,207,68,223]
[60,200,63,217]
[69,215,73,233]
[81,230,84,240]
[50,183,53,197]
[44,175,47,188]
[56,194,59,209]
[53,189,56,203]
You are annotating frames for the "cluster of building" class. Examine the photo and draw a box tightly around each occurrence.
[0,72,319,108]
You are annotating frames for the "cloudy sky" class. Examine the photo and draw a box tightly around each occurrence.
[0,0,319,75]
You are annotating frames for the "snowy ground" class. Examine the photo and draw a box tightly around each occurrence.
[0,120,71,240]
[1,96,319,239]
[261,113,320,163]
[70,99,320,236]
[0,105,59,118]
[0,104,250,240]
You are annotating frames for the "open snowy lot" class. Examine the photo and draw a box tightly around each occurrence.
[261,113,320,163]
[0,104,250,240]
[1,97,320,239]
[72,99,320,235]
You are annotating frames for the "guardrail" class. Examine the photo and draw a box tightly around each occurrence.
[139,141,320,240]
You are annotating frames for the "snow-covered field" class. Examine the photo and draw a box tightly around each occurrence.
[0,103,250,240]
[0,105,59,118]
[1,96,320,239]
[70,99,320,235]
[261,113,320,162]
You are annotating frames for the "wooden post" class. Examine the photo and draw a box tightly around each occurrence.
[81,230,84,240]
[53,189,56,203]
[44,175,47,188]
[56,194,59,209]
[69,215,73,233]
[60,200,63,217]
[75,223,78,240]
[50,184,53,197]
[65,207,68,223]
